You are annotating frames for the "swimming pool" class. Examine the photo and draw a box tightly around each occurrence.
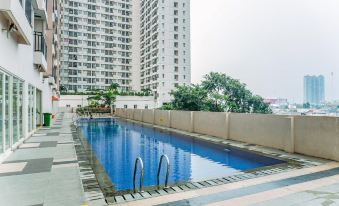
[78,118,285,192]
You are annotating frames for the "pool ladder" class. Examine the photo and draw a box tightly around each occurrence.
[132,155,170,193]
[133,157,144,193]
[157,155,170,189]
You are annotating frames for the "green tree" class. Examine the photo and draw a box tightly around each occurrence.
[164,72,272,114]
[110,83,120,91]
[87,84,118,108]
[303,102,311,109]
[163,85,209,111]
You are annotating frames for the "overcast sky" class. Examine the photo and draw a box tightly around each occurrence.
[191,0,339,103]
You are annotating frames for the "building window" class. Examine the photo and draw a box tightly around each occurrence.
[124,105,128,108]
[145,105,149,109]
[134,105,137,109]
[0,73,3,153]
[25,0,32,26]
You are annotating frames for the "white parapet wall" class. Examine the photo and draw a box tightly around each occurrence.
[170,110,193,132]
[229,113,294,153]
[115,109,339,162]
[294,116,339,161]
[58,95,156,112]
[193,111,228,139]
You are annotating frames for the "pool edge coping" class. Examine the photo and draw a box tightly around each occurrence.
[74,117,329,205]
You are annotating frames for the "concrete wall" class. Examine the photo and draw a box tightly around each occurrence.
[142,109,154,124]
[294,116,339,161]
[154,110,171,127]
[114,96,156,109]
[229,113,293,152]
[58,95,156,111]
[115,109,339,162]
[126,109,134,119]
[193,112,228,139]
[170,111,193,132]
[133,109,143,121]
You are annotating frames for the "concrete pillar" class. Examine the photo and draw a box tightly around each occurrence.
[140,109,143,122]
[189,111,194,133]
[168,110,171,128]
[285,116,295,153]
[225,112,230,140]
[152,109,155,125]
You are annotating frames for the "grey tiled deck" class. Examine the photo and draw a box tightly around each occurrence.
[0,113,100,206]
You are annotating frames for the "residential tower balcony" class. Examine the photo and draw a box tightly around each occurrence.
[34,31,47,72]
[0,0,32,45]
[33,0,47,20]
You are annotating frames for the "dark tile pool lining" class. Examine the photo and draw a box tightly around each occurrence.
[73,118,323,205]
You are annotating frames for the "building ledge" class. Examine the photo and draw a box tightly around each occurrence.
[0,0,32,45]
[33,0,47,20]
[34,51,47,72]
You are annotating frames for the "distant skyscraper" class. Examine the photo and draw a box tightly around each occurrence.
[304,75,325,105]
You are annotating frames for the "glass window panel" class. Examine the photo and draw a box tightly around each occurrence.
[18,81,23,140]
[0,73,3,153]
[28,85,32,132]
[5,75,10,150]
[13,78,18,144]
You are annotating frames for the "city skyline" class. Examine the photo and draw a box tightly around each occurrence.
[191,0,339,103]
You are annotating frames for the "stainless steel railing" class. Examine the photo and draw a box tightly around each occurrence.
[157,154,170,189]
[133,157,144,193]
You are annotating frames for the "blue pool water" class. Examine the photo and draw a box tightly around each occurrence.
[78,118,284,192]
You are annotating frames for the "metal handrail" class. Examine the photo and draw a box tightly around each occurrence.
[34,31,47,59]
[133,157,144,193]
[157,154,170,189]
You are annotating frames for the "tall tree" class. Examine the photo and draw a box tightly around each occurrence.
[164,72,272,114]
[168,85,209,111]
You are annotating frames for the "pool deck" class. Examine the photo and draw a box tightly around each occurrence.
[1,113,339,206]
[0,113,105,206]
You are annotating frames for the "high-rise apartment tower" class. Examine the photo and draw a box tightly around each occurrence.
[138,0,191,104]
[304,75,325,105]
[60,0,134,92]
[60,0,191,105]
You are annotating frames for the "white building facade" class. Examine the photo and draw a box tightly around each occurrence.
[138,0,191,104]
[0,0,59,160]
[60,0,137,92]
[59,95,156,111]
[59,0,191,106]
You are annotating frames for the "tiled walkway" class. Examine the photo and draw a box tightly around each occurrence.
[0,113,86,206]
[117,162,339,206]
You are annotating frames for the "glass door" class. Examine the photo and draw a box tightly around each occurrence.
[13,78,19,144]
[18,82,23,141]
[36,89,42,127]
[0,73,3,153]
[4,75,10,150]
[28,85,32,132]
